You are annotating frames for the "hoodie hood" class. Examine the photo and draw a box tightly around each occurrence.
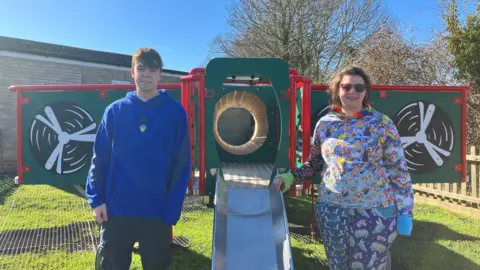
[126,90,169,106]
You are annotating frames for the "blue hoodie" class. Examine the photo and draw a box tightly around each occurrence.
[85,90,191,225]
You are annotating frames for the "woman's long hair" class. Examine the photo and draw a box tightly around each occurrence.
[328,66,372,107]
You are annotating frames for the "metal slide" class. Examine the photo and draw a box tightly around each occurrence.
[211,163,294,270]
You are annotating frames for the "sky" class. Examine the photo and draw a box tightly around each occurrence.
[0,0,476,73]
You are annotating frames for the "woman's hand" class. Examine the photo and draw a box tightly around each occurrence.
[272,176,285,192]
[271,173,294,192]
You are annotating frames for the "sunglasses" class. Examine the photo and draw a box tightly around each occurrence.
[340,83,366,93]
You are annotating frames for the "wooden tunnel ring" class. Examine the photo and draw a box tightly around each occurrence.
[213,91,269,155]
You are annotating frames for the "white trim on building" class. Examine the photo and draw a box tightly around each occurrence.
[112,80,132,84]
[0,50,183,78]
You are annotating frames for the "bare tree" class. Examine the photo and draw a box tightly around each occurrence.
[345,24,459,85]
[208,0,388,82]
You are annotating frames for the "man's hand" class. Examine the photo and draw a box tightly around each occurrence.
[94,204,108,224]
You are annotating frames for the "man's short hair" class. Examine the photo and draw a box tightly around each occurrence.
[132,48,163,71]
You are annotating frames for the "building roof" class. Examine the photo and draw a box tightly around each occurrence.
[0,36,188,75]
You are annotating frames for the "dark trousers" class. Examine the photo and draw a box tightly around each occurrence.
[95,216,172,270]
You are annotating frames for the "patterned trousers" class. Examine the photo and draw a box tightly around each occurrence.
[315,202,398,270]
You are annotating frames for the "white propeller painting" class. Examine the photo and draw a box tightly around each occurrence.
[393,101,455,173]
[29,103,97,175]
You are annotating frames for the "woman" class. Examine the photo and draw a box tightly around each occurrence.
[273,66,414,270]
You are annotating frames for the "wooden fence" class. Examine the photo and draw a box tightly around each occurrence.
[0,131,3,172]
[413,146,480,206]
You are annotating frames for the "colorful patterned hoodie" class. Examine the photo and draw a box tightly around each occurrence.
[291,105,414,217]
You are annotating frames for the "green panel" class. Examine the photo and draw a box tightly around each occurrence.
[20,89,181,185]
[205,58,291,170]
[194,102,200,169]
[203,85,285,196]
[205,58,290,90]
[308,90,463,184]
[206,170,216,196]
[204,94,222,168]
[371,91,462,184]
[307,90,330,185]
[204,92,220,196]
[296,87,303,168]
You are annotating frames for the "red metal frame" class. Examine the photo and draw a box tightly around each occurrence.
[288,75,298,197]
[309,84,471,183]
[286,73,313,196]
[11,81,470,184]
[299,81,312,193]
[198,77,206,196]
[9,83,183,186]
[181,69,206,196]
[181,80,194,195]
[298,80,316,237]
[288,75,316,237]
[16,90,26,184]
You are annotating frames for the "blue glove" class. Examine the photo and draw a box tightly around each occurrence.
[397,215,413,236]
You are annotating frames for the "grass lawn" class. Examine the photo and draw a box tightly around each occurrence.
[0,176,479,269]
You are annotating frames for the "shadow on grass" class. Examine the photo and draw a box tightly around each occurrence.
[169,244,212,270]
[0,221,97,255]
[284,196,323,244]
[291,246,329,269]
[391,238,480,270]
[0,175,19,205]
[411,220,480,242]
[390,220,480,270]
[171,245,328,270]
[284,196,329,269]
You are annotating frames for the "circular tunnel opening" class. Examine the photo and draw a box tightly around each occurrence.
[217,107,256,146]
[213,91,269,155]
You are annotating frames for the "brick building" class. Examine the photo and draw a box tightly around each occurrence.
[0,36,188,172]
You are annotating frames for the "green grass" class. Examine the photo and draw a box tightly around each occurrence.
[0,177,479,269]
[0,251,96,270]
[0,182,91,231]
[0,211,214,269]
[390,202,480,270]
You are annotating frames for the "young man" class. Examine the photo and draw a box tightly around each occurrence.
[86,48,191,270]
